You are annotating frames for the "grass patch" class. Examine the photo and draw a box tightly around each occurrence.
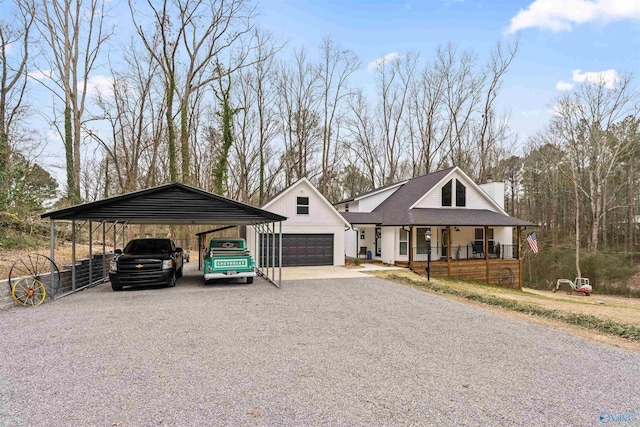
[384,272,640,342]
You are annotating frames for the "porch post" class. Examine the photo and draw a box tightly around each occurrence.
[517,227,523,290]
[409,226,414,267]
[446,225,451,278]
[484,225,489,283]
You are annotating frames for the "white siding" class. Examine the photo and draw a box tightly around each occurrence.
[381,227,396,264]
[248,179,347,266]
[345,228,358,258]
[266,180,344,226]
[336,200,360,213]
[359,187,401,212]
[413,171,500,212]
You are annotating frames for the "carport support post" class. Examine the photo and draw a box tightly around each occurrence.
[89,221,93,285]
[266,224,271,278]
[102,222,106,280]
[50,220,55,287]
[113,221,117,251]
[278,221,282,287]
[71,220,76,292]
[272,222,275,283]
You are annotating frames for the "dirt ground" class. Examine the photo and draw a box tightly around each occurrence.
[373,270,640,352]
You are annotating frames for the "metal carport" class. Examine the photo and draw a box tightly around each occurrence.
[41,182,287,294]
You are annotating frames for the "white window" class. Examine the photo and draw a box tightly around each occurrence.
[360,229,365,240]
[399,229,408,255]
[475,228,494,240]
[297,197,309,215]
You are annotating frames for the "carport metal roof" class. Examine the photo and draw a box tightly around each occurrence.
[41,182,286,224]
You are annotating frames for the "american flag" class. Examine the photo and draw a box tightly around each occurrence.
[526,231,539,253]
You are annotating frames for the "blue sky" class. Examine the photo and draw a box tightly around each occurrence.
[7,0,639,186]
[255,0,640,149]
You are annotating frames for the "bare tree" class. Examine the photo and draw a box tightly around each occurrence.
[90,42,161,195]
[375,52,416,185]
[243,29,281,204]
[35,0,110,203]
[345,89,382,187]
[553,73,638,254]
[436,44,481,173]
[475,39,518,183]
[276,48,321,185]
[406,59,448,176]
[0,0,34,211]
[131,0,255,185]
[317,37,359,197]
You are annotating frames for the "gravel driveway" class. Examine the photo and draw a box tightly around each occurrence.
[1,263,639,426]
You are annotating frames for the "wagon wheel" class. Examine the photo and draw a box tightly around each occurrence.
[11,278,47,306]
[8,254,61,303]
[497,267,515,288]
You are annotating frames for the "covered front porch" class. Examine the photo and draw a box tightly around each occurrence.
[348,224,525,289]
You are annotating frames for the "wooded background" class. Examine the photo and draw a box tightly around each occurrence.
[1,0,639,255]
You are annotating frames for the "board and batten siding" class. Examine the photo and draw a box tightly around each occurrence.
[335,200,359,212]
[248,179,346,266]
[359,186,402,212]
[413,171,501,212]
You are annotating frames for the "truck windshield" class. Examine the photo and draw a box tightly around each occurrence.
[124,239,171,254]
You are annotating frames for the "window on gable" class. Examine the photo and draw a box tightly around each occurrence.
[360,229,365,240]
[456,180,466,207]
[441,180,452,207]
[297,197,309,215]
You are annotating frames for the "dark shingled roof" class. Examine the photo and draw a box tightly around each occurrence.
[341,212,383,225]
[41,182,287,225]
[334,180,407,205]
[338,166,536,227]
[380,208,535,227]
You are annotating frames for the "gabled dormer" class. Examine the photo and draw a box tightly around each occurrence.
[410,167,506,214]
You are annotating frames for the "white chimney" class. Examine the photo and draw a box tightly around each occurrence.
[479,182,505,209]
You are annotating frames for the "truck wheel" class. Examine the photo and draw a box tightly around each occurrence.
[176,267,183,278]
[246,277,254,284]
[168,274,176,288]
[112,284,122,291]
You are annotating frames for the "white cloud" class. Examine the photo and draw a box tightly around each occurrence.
[367,52,402,72]
[28,70,53,81]
[79,75,114,98]
[521,109,542,116]
[572,68,619,88]
[555,81,574,91]
[508,0,640,33]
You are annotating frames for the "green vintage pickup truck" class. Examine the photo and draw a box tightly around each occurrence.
[203,238,257,284]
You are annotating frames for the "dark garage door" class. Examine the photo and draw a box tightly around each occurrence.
[260,233,333,266]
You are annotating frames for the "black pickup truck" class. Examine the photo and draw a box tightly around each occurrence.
[109,238,184,291]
